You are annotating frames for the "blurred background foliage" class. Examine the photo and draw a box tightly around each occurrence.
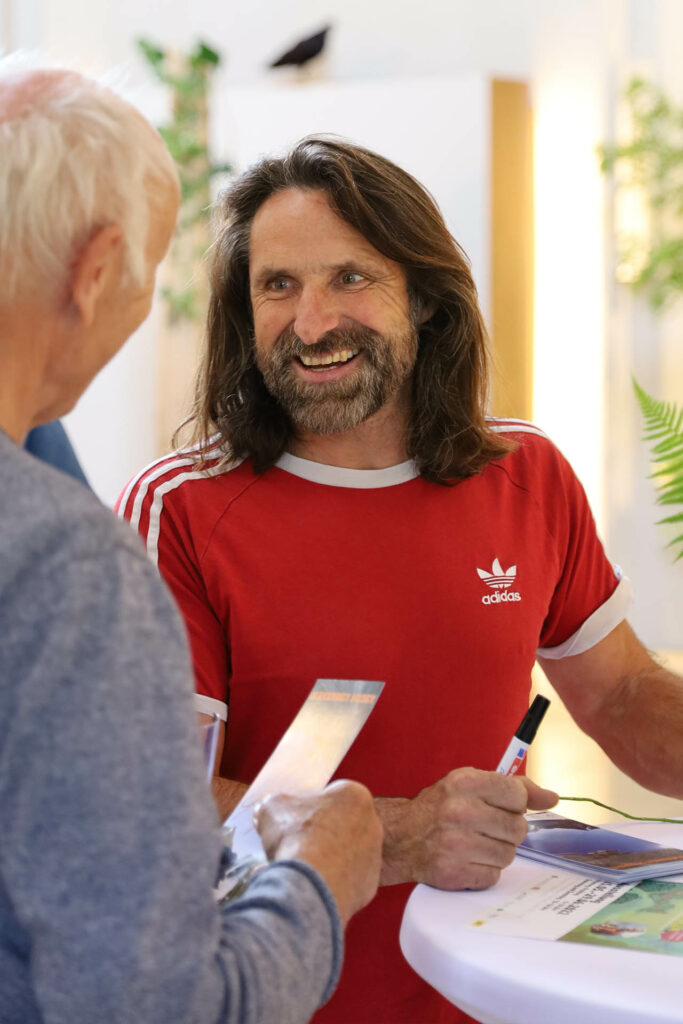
[600,79,683,560]
[599,78,683,311]
[138,38,231,324]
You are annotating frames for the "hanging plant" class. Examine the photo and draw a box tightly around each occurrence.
[137,38,232,324]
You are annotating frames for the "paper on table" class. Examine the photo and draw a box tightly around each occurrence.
[468,865,683,955]
[223,678,384,860]
[560,878,683,956]
[468,870,632,940]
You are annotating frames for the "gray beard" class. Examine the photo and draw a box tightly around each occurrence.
[255,322,418,436]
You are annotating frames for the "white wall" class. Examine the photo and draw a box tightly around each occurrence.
[218,77,491,315]
[5,0,682,645]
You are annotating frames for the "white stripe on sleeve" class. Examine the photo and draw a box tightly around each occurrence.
[537,575,634,660]
[118,442,224,533]
[145,461,237,565]
[194,693,228,721]
[488,421,548,438]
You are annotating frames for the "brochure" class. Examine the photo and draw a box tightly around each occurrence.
[468,868,683,958]
[518,811,683,882]
[469,870,633,940]
[560,878,683,957]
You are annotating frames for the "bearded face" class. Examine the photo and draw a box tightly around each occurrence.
[248,188,420,440]
[254,319,419,436]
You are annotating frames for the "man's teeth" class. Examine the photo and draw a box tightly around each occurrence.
[299,348,359,367]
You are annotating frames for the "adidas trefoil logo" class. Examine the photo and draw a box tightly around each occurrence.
[477,558,516,590]
[477,558,522,605]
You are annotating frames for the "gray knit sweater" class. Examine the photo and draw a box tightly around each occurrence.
[0,431,342,1024]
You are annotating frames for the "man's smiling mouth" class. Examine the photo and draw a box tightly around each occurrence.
[297,348,360,369]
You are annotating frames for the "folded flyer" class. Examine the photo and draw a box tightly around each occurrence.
[518,811,683,882]
[215,678,384,901]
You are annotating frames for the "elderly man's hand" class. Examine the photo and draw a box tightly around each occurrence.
[253,780,383,926]
[376,767,558,890]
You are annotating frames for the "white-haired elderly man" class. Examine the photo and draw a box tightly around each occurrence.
[0,57,382,1024]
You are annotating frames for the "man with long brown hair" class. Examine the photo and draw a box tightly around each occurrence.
[120,137,683,1023]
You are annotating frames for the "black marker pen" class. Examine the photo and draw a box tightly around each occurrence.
[496,695,550,776]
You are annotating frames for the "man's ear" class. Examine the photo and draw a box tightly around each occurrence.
[411,293,437,325]
[71,224,124,326]
[417,301,436,324]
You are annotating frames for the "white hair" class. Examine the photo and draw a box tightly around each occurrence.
[0,52,179,305]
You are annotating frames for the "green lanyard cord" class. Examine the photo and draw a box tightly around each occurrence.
[558,795,683,825]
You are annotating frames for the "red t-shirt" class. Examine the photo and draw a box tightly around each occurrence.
[118,421,631,1024]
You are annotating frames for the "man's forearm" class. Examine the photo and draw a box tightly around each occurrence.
[584,664,683,798]
[374,796,416,885]
[211,776,248,822]
[541,622,683,801]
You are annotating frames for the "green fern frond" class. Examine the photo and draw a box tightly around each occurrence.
[634,378,683,561]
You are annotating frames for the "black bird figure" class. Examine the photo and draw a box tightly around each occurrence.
[269,26,331,69]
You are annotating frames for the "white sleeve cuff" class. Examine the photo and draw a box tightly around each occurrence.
[194,693,228,721]
[537,575,634,660]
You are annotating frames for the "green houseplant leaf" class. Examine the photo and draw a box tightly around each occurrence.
[633,379,683,560]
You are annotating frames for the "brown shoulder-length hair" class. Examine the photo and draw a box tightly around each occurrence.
[181,135,513,483]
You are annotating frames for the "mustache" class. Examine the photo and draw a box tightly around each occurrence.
[272,323,382,359]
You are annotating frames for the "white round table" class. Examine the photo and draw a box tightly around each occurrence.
[399,822,683,1024]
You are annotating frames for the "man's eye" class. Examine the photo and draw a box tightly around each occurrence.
[340,271,365,285]
[267,278,290,292]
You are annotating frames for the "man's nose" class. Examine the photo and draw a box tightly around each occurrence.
[293,286,341,346]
